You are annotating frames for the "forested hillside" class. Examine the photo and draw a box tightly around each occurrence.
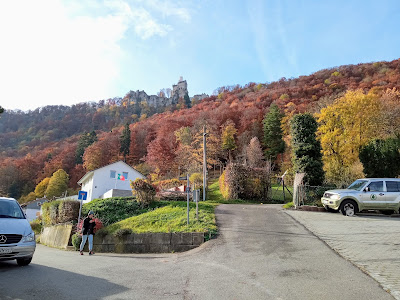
[1,59,400,202]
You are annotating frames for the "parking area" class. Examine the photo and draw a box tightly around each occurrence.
[285,210,400,299]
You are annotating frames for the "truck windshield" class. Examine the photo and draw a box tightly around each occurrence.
[0,200,25,219]
[347,180,368,191]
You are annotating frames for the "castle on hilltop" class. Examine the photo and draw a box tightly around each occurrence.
[123,77,208,109]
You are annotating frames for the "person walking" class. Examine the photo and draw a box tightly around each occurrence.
[80,211,96,255]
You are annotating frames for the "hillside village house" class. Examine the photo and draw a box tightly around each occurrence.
[21,198,47,221]
[78,161,145,202]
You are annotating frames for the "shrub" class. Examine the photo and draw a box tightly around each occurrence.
[154,178,184,190]
[58,200,80,223]
[219,171,230,200]
[220,162,272,201]
[71,233,82,251]
[131,179,156,208]
[95,228,108,238]
[42,200,79,225]
[283,202,294,209]
[49,201,59,225]
[41,203,52,226]
[30,218,43,235]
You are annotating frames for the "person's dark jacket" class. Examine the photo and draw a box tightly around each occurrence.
[82,217,96,235]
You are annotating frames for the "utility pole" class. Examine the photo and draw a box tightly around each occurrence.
[203,126,207,202]
[187,173,190,225]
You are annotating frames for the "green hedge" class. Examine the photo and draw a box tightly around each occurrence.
[82,197,166,226]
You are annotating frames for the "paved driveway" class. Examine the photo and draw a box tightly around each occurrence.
[0,205,393,299]
[286,210,400,299]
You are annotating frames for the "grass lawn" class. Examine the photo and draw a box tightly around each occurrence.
[270,184,293,203]
[104,201,217,236]
[101,180,292,237]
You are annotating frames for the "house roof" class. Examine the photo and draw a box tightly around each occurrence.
[20,198,47,207]
[77,160,144,184]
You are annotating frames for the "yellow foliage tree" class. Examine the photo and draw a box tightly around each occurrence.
[35,177,50,198]
[317,89,383,185]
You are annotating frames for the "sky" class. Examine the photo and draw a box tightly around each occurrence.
[0,0,399,111]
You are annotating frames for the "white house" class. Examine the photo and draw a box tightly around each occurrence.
[77,161,145,202]
[21,198,47,221]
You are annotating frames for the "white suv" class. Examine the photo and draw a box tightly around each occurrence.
[321,178,400,216]
[0,197,36,265]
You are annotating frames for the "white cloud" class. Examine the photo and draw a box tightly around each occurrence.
[131,8,172,39]
[0,0,191,111]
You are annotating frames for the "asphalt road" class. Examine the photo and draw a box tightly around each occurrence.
[0,204,393,300]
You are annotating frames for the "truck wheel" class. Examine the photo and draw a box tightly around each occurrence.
[339,200,358,216]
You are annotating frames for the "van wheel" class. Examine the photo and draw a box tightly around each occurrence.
[380,210,394,215]
[339,200,358,216]
[17,257,32,266]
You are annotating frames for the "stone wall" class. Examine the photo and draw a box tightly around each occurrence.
[92,232,205,253]
[41,224,73,249]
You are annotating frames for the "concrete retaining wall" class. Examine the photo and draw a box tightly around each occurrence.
[41,224,73,249]
[92,232,205,253]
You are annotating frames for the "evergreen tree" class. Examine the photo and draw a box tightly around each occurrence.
[120,123,131,161]
[75,131,97,164]
[184,92,191,108]
[0,106,4,114]
[290,113,324,185]
[359,137,400,178]
[263,104,285,161]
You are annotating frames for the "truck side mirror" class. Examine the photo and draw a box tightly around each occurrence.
[364,187,370,192]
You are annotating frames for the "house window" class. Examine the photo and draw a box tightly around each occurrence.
[110,170,116,178]
[123,172,128,180]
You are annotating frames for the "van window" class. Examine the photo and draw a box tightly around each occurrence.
[386,181,400,192]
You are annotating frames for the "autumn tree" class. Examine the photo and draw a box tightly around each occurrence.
[83,134,119,171]
[34,177,51,198]
[221,120,237,162]
[380,88,400,137]
[174,124,221,174]
[317,89,382,185]
[45,169,69,199]
[246,137,264,168]
[263,104,285,162]
[291,113,324,186]
[120,123,131,161]
[146,136,176,175]
[76,131,97,164]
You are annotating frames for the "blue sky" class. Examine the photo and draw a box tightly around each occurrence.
[0,0,399,111]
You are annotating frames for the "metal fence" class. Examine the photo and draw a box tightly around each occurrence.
[295,185,336,206]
